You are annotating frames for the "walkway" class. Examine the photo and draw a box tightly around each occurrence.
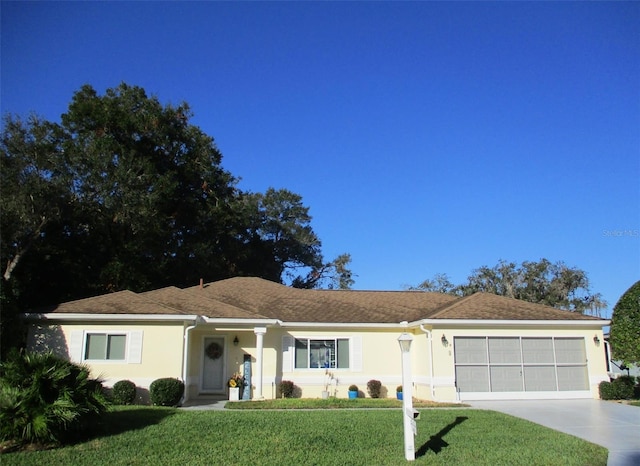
[470,399,640,466]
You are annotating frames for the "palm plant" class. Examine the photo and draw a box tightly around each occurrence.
[0,350,109,446]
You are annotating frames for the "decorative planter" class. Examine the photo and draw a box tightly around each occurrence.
[321,390,330,399]
[396,392,403,401]
[348,390,358,399]
[229,387,240,401]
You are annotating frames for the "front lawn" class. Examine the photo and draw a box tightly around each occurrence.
[2,407,607,465]
[225,397,464,409]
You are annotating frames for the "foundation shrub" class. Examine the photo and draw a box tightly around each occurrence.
[112,380,137,405]
[149,378,184,406]
[279,380,295,398]
[366,379,382,398]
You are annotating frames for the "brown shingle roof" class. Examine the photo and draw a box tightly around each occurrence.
[189,277,458,323]
[141,286,269,319]
[37,290,187,315]
[428,292,602,321]
[35,277,603,323]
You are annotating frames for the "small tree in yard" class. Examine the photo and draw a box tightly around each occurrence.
[0,350,109,447]
[609,281,640,367]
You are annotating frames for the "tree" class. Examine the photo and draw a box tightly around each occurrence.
[1,83,353,328]
[239,188,353,289]
[409,273,457,294]
[413,259,606,315]
[609,281,640,366]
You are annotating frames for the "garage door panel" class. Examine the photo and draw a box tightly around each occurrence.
[454,338,487,364]
[557,365,588,390]
[522,338,554,363]
[554,338,586,364]
[490,366,523,391]
[524,366,557,391]
[489,338,521,364]
[456,365,489,392]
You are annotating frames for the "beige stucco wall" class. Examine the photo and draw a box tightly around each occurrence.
[27,321,186,392]
[28,320,609,403]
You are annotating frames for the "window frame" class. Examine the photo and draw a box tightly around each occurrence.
[294,337,350,370]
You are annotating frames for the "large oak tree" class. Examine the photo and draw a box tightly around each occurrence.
[1,83,352,354]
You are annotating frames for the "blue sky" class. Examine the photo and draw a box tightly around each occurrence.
[2,1,638,317]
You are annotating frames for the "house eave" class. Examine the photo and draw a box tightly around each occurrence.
[200,317,281,327]
[280,321,411,328]
[22,313,200,323]
[412,318,611,328]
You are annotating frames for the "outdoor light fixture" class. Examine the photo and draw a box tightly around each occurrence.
[441,334,448,346]
[233,336,239,346]
[593,335,600,344]
[398,333,413,353]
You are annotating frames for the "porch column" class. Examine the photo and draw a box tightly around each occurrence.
[254,327,267,399]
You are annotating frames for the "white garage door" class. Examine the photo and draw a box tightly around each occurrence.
[454,337,589,400]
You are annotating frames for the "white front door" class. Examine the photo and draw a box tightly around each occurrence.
[201,336,226,393]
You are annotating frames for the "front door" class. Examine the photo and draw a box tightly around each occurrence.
[201,336,226,393]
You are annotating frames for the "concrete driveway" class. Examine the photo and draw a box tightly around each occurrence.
[470,400,640,466]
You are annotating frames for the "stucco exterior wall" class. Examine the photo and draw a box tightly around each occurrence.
[27,321,186,391]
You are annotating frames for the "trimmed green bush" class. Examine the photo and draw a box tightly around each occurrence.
[366,379,382,398]
[599,376,636,400]
[279,380,295,398]
[149,378,184,406]
[112,380,137,405]
[0,350,109,446]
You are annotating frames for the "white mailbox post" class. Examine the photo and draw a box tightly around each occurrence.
[398,333,416,461]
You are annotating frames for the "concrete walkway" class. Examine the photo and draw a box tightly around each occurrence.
[470,400,640,466]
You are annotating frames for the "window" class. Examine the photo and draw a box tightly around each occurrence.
[85,333,127,360]
[69,330,143,364]
[294,338,350,369]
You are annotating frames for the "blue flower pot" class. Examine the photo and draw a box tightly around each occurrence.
[348,390,358,399]
[396,392,403,400]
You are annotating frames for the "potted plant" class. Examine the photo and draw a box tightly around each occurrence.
[396,385,403,401]
[322,370,334,399]
[228,373,244,401]
[348,384,358,399]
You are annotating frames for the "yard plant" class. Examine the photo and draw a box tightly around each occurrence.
[110,380,137,405]
[149,378,184,407]
[0,350,108,447]
[2,406,608,465]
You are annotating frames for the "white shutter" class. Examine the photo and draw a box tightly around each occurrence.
[351,335,362,372]
[69,330,84,363]
[127,331,143,364]
[282,336,294,372]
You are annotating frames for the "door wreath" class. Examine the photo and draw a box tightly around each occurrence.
[205,341,223,360]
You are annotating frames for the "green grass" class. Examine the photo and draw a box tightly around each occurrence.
[225,397,465,409]
[629,401,640,407]
[2,406,607,465]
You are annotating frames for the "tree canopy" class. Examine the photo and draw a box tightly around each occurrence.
[1,83,353,342]
[411,259,606,315]
[609,280,640,366]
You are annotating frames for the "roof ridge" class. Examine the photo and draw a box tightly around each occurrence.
[426,293,477,318]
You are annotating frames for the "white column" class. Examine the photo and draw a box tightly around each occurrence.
[253,327,267,399]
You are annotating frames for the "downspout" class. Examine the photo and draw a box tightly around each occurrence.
[181,319,199,404]
[419,324,436,400]
[603,340,612,374]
